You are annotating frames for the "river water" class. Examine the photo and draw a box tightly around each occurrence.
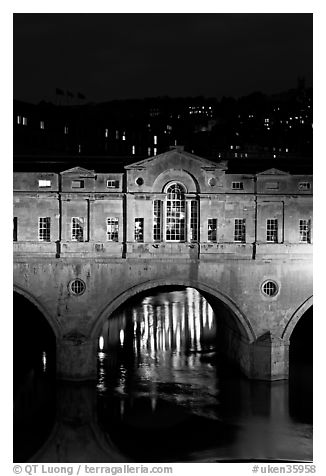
[13,288,313,463]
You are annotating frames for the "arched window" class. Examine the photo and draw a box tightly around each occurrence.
[166,183,186,241]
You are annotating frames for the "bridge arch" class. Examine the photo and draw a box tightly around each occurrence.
[90,278,256,343]
[282,296,313,343]
[13,283,61,338]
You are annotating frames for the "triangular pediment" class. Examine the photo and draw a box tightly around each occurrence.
[60,166,95,176]
[125,148,227,171]
[256,168,290,176]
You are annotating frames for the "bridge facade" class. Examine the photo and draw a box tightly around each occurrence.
[13,148,313,381]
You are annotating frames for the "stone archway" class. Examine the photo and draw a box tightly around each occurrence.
[90,279,256,379]
[13,283,61,338]
[282,296,313,343]
[90,278,256,343]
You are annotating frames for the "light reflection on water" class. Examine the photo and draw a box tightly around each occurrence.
[97,288,313,462]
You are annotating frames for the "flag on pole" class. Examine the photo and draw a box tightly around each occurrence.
[55,88,64,96]
[77,92,86,100]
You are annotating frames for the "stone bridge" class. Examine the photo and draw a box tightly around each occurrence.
[13,149,313,381]
[13,253,312,381]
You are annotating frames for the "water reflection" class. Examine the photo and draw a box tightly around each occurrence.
[97,288,313,462]
[13,288,312,462]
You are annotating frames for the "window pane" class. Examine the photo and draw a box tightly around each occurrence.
[299,219,311,243]
[234,219,246,242]
[166,183,185,241]
[71,217,84,242]
[107,218,119,242]
[39,217,51,242]
[153,200,162,241]
[134,218,144,242]
[190,201,198,242]
[208,218,217,242]
[266,219,278,242]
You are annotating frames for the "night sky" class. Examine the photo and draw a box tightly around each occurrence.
[13,13,312,104]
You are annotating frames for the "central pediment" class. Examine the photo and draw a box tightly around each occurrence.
[125,148,228,171]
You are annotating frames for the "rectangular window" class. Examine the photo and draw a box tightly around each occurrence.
[232,182,244,190]
[40,121,45,130]
[38,217,51,242]
[107,218,119,242]
[134,218,144,242]
[298,182,311,191]
[71,180,84,189]
[23,117,27,126]
[105,128,109,138]
[64,126,68,134]
[38,179,51,187]
[71,217,84,242]
[234,219,246,242]
[208,218,217,242]
[299,219,311,243]
[190,200,198,241]
[106,179,119,188]
[17,115,21,125]
[154,135,158,145]
[153,200,162,241]
[13,217,18,241]
[266,219,278,243]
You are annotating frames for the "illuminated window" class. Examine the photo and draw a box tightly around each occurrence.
[166,183,186,242]
[298,182,311,191]
[23,117,27,126]
[64,126,68,134]
[232,181,244,190]
[153,200,162,241]
[208,219,217,242]
[107,179,119,188]
[154,135,157,145]
[106,218,119,242]
[132,145,136,155]
[299,219,311,243]
[190,200,198,241]
[122,132,126,141]
[134,218,144,242]
[148,147,151,156]
[38,179,51,187]
[71,217,84,242]
[71,180,84,189]
[17,115,21,125]
[105,128,109,138]
[13,217,18,241]
[262,280,278,297]
[38,217,51,242]
[266,219,278,243]
[153,147,157,156]
[40,121,45,129]
[234,219,246,242]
